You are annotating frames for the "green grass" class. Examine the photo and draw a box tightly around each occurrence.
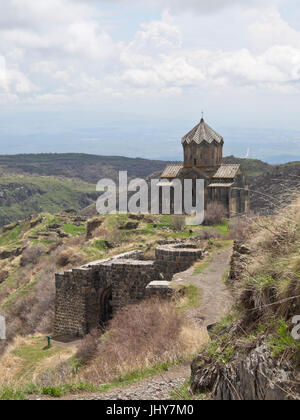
[12,337,68,380]
[193,255,213,275]
[0,224,24,247]
[175,285,201,310]
[63,223,86,236]
[93,240,109,251]
[170,380,193,400]
[0,388,27,401]
[4,360,181,399]
[269,320,300,358]
[206,339,235,365]
[0,276,39,311]
[214,220,230,235]
[169,380,209,400]
[32,239,56,247]
[247,274,275,290]
[0,174,96,227]
[210,311,241,336]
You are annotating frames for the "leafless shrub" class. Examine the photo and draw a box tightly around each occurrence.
[170,215,186,231]
[205,202,227,226]
[76,329,100,364]
[228,217,252,240]
[109,227,124,245]
[47,241,63,253]
[195,228,222,241]
[20,244,47,267]
[55,247,84,268]
[67,235,86,247]
[91,227,108,239]
[79,299,206,384]
[28,262,56,333]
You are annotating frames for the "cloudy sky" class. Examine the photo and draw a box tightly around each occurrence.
[0,0,300,162]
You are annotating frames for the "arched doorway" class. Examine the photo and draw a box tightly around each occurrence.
[99,286,113,327]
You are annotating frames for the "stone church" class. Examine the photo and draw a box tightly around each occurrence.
[159,118,250,217]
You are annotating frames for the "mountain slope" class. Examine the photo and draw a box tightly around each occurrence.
[0,153,169,184]
[0,174,97,227]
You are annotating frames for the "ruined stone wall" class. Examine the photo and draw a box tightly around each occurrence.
[54,245,203,337]
[55,251,147,337]
[155,243,203,280]
[54,270,90,337]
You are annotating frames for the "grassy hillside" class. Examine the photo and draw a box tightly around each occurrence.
[191,197,300,400]
[222,155,271,177]
[0,198,299,399]
[0,174,97,227]
[0,211,231,398]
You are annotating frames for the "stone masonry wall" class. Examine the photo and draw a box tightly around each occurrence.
[155,243,203,280]
[54,244,204,337]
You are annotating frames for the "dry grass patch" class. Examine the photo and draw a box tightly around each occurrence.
[0,335,73,388]
[55,247,85,268]
[78,298,207,385]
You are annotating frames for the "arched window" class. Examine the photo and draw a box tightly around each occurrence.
[194,159,197,165]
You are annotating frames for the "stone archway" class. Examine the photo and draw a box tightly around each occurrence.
[99,286,113,327]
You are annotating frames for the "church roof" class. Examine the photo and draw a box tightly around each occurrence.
[213,164,240,179]
[181,118,224,146]
[161,164,183,179]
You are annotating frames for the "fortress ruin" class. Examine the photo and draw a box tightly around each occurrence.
[54,243,203,337]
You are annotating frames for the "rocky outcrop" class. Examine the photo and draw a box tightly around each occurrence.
[249,166,300,214]
[0,246,25,260]
[228,241,251,283]
[86,218,104,240]
[30,216,44,228]
[0,270,8,284]
[191,228,300,401]
[119,222,139,230]
[128,214,144,221]
[191,343,296,400]
[2,222,20,233]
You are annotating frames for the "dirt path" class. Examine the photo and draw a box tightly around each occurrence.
[173,248,234,328]
[36,248,233,401]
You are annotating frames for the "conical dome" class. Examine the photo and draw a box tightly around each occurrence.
[182,118,224,145]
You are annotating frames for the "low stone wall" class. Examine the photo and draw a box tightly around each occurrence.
[155,243,203,280]
[54,244,204,337]
[54,251,157,336]
[145,281,174,300]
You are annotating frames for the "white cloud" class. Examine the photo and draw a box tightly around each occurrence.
[0,0,299,105]
[115,10,300,96]
[127,15,182,53]
[0,55,33,95]
[95,0,272,14]
[248,9,300,50]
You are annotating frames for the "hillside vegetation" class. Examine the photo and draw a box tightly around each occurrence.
[0,152,296,183]
[0,153,168,184]
[0,196,299,400]
[191,196,300,400]
[0,174,97,227]
[0,210,231,398]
